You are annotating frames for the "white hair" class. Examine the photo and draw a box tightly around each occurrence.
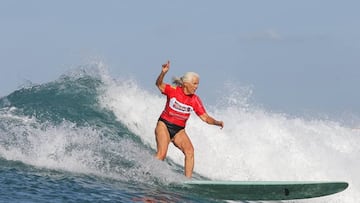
[172,72,199,86]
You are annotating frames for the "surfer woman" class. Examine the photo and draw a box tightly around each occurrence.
[155,60,224,178]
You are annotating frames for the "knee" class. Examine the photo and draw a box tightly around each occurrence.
[183,146,194,157]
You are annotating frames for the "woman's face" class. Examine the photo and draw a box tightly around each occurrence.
[183,76,199,95]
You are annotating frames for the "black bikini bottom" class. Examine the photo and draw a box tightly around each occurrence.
[158,117,184,139]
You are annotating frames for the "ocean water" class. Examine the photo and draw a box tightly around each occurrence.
[0,62,359,202]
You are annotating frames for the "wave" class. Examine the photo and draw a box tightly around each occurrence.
[0,61,359,202]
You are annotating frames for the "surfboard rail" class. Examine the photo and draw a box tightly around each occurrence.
[181,180,349,201]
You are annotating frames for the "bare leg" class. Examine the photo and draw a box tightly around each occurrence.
[173,129,194,178]
[155,121,171,160]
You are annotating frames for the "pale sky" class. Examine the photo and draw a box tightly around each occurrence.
[1,0,359,118]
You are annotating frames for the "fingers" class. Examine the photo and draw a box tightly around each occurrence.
[161,60,170,74]
[219,121,224,129]
[162,60,170,68]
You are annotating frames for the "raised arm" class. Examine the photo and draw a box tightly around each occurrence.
[156,60,170,92]
[199,113,224,129]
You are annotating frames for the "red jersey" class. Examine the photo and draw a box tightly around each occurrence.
[160,84,206,127]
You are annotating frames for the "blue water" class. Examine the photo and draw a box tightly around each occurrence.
[0,63,359,202]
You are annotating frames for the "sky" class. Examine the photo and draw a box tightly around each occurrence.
[1,0,359,119]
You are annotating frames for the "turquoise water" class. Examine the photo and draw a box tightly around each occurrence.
[0,63,358,202]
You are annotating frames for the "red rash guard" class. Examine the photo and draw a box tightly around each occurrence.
[160,84,206,127]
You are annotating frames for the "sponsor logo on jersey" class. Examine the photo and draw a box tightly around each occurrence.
[169,97,193,114]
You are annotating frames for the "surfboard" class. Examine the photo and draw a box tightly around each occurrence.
[182,180,348,201]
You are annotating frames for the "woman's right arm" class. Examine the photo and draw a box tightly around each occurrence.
[156,60,170,92]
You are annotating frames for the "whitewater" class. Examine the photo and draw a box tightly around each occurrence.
[0,62,358,202]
